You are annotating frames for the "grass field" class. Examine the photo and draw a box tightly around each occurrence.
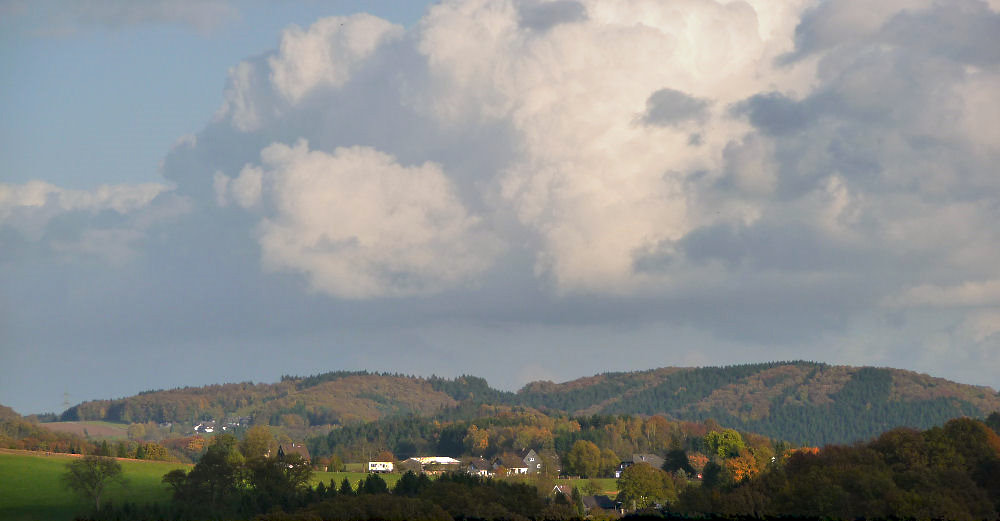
[554,477,619,496]
[0,450,617,521]
[310,470,402,490]
[0,452,188,521]
[40,421,130,439]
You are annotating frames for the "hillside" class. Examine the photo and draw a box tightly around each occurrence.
[50,363,1000,445]
[59,372,459,427]
[513,362,1000,444]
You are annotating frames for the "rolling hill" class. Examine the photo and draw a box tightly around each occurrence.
[50,362,1000,445]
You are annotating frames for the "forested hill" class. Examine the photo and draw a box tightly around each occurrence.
[512,362,1000,445]
[54,363,1000,445]
[58,372,465,426]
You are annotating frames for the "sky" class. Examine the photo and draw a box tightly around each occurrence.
[2,0,999,415]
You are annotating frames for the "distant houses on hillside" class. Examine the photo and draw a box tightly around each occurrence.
[193,417,250,434]
[374,449,547,479]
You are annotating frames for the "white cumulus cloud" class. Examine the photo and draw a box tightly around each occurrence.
[217,140,501,298]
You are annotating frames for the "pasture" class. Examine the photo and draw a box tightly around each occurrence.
[0,451,187,521]
[39,421,130,439]
[311,470,402,490]
[555,477,619,496]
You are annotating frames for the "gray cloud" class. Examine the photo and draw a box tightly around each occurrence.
[641,88,710,127]
[517,0,588,31]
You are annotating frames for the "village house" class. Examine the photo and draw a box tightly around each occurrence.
[368,461,394,473]
[275,443,310,463]
[614,453,665,478]
[492,453,529,475]
[466,457,493,477]
[582,495,623,515]
[492,448,544,476]
[519,448,543,474]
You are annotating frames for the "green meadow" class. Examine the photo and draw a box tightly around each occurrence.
[0,452,188,521]
[0,451,617,521]
[554,477,619,496]
[310,470,402,490]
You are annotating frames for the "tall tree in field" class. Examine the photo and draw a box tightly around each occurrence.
[565,440,602,478]
[62,455,125,511]
[617,462,676,511]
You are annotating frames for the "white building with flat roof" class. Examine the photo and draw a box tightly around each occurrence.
[368,461,394,473]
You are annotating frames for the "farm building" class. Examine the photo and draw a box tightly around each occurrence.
[368,461,394,473]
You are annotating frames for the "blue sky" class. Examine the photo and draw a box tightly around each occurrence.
[2,0,999,415]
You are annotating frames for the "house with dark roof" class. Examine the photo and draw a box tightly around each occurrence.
[492,453,529,475]
[518,448,543,474]
[615,453,665,478]
[466,457,493,477]
[552,484,573,501]
[582,495,622,513]
[276,443,310,463]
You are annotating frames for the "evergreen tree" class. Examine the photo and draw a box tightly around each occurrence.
[362,474,388,494]
[571,486,585,517]
[338,477,354,496]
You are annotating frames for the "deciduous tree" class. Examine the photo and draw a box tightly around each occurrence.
[617,462,676,510]
[62,455,125,511]
[240,425,273,459]
[565,440,601,478]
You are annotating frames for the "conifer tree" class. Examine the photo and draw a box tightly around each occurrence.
[338,477,354,496]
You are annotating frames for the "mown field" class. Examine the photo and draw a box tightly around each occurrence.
[554,477,618,496]
[39,421,130,439]
[0,451,188,521]
[311,470,403,490]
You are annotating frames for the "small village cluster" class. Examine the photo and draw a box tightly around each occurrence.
[193,418,251,434]
[364,449,666,480]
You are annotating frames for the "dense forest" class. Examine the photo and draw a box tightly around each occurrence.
[673,415,1000,521]
[47,362,1000,446]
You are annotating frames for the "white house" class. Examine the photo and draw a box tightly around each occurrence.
[368,461,394,473]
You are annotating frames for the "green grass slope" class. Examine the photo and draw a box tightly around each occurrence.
[0,451,187,521]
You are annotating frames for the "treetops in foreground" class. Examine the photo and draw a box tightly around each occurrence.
[69,415,1000,521]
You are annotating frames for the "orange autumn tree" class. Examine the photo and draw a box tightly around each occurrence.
[463,425,489,453]
[724,448,760,482]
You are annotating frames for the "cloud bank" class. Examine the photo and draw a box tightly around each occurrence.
[3,0,999,408]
